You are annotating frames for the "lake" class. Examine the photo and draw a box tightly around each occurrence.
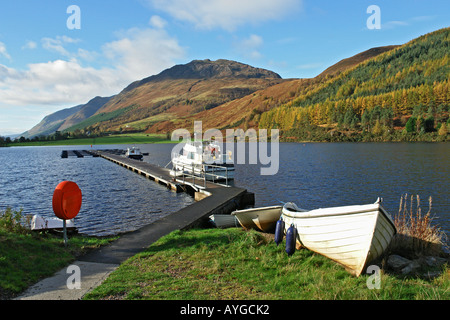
[0,142,448,237]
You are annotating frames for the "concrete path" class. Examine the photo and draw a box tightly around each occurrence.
[17,261,118,300]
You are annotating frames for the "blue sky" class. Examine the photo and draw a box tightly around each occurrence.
[0,0,448,135]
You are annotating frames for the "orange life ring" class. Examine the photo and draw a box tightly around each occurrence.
[52,181,82,220]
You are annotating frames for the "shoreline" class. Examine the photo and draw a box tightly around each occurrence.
[2,137,449,148]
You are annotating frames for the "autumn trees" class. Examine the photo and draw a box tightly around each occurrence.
[258,27,449,141]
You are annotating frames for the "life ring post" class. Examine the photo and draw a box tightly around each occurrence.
[52,181,82,247]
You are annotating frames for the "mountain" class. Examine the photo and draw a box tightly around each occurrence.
[22,96,113,138]
[316,45,399,78]
[86,49,395,135]
[259,27,449,141]
[21,104,84,138]
[66,59,284,133]
[146,46,403,133]
[58,96,113,131]
[23,28,449,141]
[122,58,282,93]
[23,51,396,138]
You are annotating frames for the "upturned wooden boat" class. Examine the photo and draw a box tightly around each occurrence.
[281,199,397,276]
[31,214,76,232]
[232,205,283,232]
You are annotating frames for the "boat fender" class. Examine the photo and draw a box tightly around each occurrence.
[285,224,297,256]
[274,219,285,246]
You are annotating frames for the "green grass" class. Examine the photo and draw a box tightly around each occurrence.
[0,208,117,299]
[7,133,171,147]
[63,106,135,133]
[84,228,449,300]
[121,114,176,131]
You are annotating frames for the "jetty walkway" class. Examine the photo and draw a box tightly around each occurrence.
[17,149,254,300]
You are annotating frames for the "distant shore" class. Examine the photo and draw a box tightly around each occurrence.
[3,131,449,148]
[3,133,172,147]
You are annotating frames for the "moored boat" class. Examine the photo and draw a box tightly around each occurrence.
[126,147,143,160]
[232,205,283,232]
[281,199,397,276]
[171,139,234,182]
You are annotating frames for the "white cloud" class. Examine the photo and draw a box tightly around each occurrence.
[148,0,302,31]
[235,34,264,59]
[382,20,409,30]
[102,27,185,81]
[0,27,185,110]
[41,35,81,57]
[149,15,167,29]
[0,60,120,106]
[0,42,11,60]
[22,41,37,50]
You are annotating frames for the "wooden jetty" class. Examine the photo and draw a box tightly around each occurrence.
[62,148,255,264]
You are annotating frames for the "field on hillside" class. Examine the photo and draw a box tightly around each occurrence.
[7,133,170,147]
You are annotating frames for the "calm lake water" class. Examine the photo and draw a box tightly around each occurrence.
[0,143,448,237]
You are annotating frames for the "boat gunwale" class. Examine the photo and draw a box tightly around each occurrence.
[281,201,397,277]
[282,203,396,234]
[231,205,282,216]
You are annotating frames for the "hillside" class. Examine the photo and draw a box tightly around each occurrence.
[21,28,449,141]
[63,59,284,135]
[259,27,450,141]
[21,59,282,138]
[144,46,398,134]
[316,45,399,78]
[21,104,84,138]
[24,50,389,138]
[22,96,113,138]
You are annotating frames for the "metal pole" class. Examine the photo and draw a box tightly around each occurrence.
[226,167,228,186]
[63,219,68,247]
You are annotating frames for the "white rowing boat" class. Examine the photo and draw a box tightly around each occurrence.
[31,214,76,231]
[281,199,396,276]
[232,205,283,232]
[209,214,240,228]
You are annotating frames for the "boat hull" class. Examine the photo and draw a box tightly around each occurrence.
[209,214,240,228]
[281,201,396,276]
[31,214,76,231]
[172,158,235,181]
[127,155,143,160]
[232,206,282,232]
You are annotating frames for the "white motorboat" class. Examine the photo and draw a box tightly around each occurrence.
[281,199,397,276]
[125,147,143,160]
[170,139,234,182]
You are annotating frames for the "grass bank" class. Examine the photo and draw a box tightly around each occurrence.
[7,133,171,147]
[0,208,117,299]
[84,227,449,300]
